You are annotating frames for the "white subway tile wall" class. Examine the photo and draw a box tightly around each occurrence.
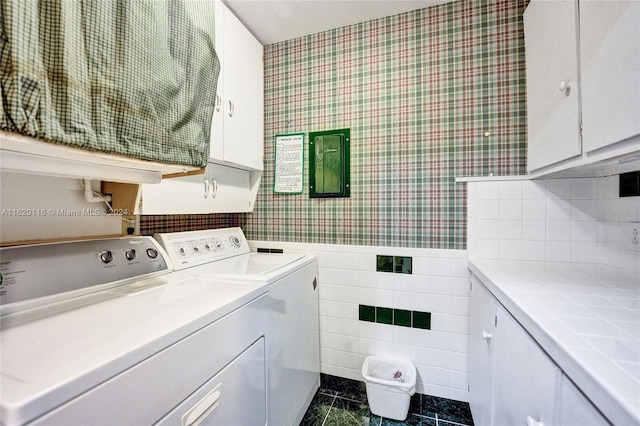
[468,176,640,274]
[248,240,471,402]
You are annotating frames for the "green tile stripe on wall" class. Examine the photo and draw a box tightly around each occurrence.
[376,307,393,325]
[246,0,527,250]
[394,309,412,327]
[359,304,431,330]
[376,255,412,274]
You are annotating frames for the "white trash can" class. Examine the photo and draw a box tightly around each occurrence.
[361,356,416,421]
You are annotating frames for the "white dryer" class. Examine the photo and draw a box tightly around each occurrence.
[155,227,320,426]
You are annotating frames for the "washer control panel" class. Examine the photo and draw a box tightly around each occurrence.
[0,237,170,312]
[154,227,251,270]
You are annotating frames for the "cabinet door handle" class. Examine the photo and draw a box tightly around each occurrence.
[211,179,218,199]
[215,94,221,112]
[482,331,493,340]
[558,80,571,92]
[181,384,222,426]
[526,416,544,426]
[203,179,210,199]
[228,100,234,117]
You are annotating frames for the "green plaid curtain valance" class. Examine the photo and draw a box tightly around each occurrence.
[0,0,220,168]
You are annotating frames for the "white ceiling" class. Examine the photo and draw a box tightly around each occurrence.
[223,0,458,45]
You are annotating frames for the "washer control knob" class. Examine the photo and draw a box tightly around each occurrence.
[193,246,200,253]
[100,250,114,264]
[178,247,186,256]
[146,248,159,258]
[215,240,223,250]
[229,236,241,248]
[125,249,137,261]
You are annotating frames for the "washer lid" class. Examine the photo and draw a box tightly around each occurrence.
[209,253,305,276]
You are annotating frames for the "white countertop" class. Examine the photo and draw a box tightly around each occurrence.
[468,259,640,426]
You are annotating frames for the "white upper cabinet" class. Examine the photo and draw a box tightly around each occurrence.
[210,0,264,171]
[209,2,225,163]
[525,0,640,178]
[140,1,264,214]
[524,0,581,173]
[140,163,259,214]
[579,0,640,157]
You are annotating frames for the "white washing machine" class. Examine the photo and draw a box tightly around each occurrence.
[155,227,320,426]
[0,236,268,426]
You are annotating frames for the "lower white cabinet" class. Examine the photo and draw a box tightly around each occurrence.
[492,303,560,426]
[468,276,497,426]
[559,376,609,426]
[469,275,611,426]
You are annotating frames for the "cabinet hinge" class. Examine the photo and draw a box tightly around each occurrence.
[495,316,497,327]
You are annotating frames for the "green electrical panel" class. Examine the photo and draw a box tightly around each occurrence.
[309,128,350,198]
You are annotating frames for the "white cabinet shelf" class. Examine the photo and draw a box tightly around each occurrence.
[0,131,201,184]
[524,0,640,178]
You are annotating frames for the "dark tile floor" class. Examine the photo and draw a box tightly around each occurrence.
[300,374,474,426]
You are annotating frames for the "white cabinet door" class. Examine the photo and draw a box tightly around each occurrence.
[559,375,611,425]
[492,304,561,426]
[221,4,264,171]
[468,276,497,426]
[209,1,263,171]
[524,0,581,173]
[140,164,252,214]
[580,0,640,157]
[209,1,225,162]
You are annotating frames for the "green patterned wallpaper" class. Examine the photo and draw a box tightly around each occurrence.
[244,0,528,250]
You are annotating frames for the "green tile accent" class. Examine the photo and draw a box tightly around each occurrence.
[413,311,431,330]
[376,307,393,325]
[394,256,412,274]
[376,255,394,273]
[359,305,431,331]
[393,309,412,327]
[359,305,375,322]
